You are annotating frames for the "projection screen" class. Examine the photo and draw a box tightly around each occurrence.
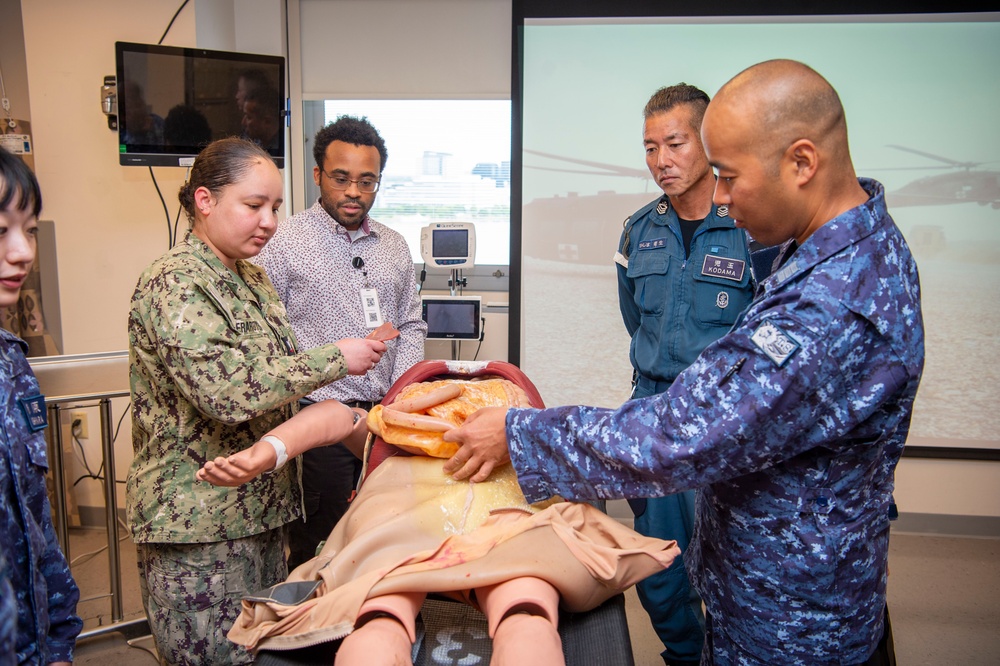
[514,7,1000,454]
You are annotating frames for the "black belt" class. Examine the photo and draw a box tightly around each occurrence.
[299,397,378,410]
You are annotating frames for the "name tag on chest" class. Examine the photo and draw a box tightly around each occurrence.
[637,238,667,251]
[701,254,746,282]
[234,320,263,335]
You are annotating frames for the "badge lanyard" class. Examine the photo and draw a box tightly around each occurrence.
[353,255,384,328]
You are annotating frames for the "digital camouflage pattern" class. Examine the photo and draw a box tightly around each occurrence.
[1,328,82,663]
[127,232,349,544]
[507,180,924,665]
[0,550,14,664]
[136,528,286,665]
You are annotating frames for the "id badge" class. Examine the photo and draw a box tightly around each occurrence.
[360,287,384,328]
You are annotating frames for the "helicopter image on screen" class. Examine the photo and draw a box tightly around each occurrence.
[882,145,1000,210]
[521,146,1000,265]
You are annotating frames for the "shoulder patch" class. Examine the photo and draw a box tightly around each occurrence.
[751,319,800,367]
[19,395,48,432]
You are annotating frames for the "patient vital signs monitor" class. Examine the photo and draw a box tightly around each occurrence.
[420,222,476,268]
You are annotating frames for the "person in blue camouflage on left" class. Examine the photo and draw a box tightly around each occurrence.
[0,146,82,665]
[443,60,924,666]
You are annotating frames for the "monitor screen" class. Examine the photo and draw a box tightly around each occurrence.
[422,297,482,340]
[420,221,477,268]
[433,228,469,258]
[115,41,285,167]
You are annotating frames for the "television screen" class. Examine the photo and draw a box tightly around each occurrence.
[115,41,285,167]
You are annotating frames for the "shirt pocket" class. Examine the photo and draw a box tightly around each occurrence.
[692,256,752,326]
[23,429,49,470]
[626,249,671,316]
[201,282,283,355]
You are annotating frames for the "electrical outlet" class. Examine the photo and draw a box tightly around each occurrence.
[71,411,89,439]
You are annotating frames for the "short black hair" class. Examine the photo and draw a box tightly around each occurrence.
[0,147,42,217]
[643,83,711,130]
[312,115,388,172]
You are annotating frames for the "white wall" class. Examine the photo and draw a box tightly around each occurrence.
[20,0,198,354]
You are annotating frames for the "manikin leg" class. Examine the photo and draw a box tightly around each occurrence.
[334,591,426,666]
[477,576,564,666]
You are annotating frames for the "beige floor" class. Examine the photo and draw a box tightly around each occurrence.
[70,522,1000,665]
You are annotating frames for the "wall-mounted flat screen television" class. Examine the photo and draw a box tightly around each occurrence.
[115,41,285,167]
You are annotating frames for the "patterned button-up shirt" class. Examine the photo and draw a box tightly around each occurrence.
[253,202,426,403]
[127,232,349,543]
[506,179,924,664]
[1,328,82,663]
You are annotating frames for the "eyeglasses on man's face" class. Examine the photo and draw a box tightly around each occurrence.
[321,171,381,194]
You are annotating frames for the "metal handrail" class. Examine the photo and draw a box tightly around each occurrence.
[28,351,147,639]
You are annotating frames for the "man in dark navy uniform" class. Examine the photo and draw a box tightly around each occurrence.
[614,84,758,666]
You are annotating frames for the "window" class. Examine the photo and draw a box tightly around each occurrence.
[315,100,511,266]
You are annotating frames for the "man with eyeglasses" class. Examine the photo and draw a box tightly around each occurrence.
[612,84,762,666]
[254,115,427,568]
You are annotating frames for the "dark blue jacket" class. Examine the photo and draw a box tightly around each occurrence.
[1,329,82,663]
[617,198,755,393]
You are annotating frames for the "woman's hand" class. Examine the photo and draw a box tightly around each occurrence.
[197,440,277,486]
[336,338,387,375]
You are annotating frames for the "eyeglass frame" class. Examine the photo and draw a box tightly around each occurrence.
[319,170,382,194]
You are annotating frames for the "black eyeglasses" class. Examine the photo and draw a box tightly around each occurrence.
[321,171,381,193]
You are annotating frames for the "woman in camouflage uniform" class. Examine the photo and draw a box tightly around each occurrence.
[126,138,386,665]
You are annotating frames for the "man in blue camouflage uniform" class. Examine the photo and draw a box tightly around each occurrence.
[444,60,923,665]
[0,146,82,665]
[616,83,757,666]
